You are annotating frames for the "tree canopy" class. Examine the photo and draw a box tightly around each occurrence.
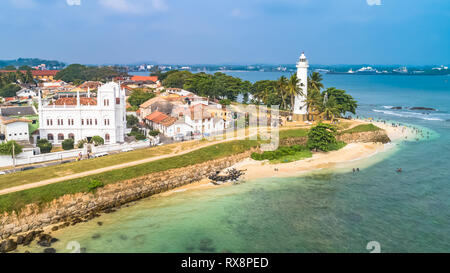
[128,88,155,107]
[0,141,23,157]
[55,64,126,83]
[307,123,337,152]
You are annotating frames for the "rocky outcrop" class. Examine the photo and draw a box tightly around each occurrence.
[0,149,256,246]
[337,130,390,144]
[280,129,391,146]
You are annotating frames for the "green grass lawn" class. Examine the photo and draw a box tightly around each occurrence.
[341,124,381,134]
[269,150,312,164]
[0,140,259,213]
[0,143,177,190]
[279,128,309,139]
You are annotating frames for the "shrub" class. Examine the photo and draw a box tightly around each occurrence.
[307,123,337,152]
[87,179,104,192]
[61,139,74,150]
[91,136,104,146]
[149,130,160,137]
[77,139,88,149]
[37,139,52,154]
[126,115,139,127]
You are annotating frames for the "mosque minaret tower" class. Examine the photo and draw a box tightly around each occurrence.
[293,52,309,121]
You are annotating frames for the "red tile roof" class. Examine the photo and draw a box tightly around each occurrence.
[131,76,158,82]
[144,111,178,127]
[32,70,60,77]
[51,97,97,106]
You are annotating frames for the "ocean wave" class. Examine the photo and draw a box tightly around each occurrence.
[372,109,445,121]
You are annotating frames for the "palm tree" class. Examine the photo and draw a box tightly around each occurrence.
[305,89,322,121]
[308,72,324,93]
[320,94,340,122]
[286,74,304,112]
[276,76,288,110]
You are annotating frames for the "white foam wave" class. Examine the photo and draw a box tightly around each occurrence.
[372,109,445,121]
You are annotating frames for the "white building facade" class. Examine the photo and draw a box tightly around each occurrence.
[38,82,127,144]
[0,119,31,143]
[293,52,309,121]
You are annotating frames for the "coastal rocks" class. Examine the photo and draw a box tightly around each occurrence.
[391,106,436,111]
[337,130,391,144]
[43,248,56,253]
[410,107,436,111]
[0,239,17,253]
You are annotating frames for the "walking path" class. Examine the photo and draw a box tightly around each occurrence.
[0,129,262,196]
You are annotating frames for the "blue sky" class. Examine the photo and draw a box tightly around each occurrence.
[1,0,449,65]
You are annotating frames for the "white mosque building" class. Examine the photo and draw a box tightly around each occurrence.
[293,52,309,121]
[38,82,127,144]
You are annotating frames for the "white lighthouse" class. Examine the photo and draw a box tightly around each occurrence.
[293,52,309,121]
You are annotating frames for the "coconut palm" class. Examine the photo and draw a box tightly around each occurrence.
[320,95,340,122]
[308,72,324,93]
[276,76,288,110]
[286,74,304,112]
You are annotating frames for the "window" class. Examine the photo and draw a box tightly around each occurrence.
[104,119,110,126]
[47,134,54,141]
[105,134,110,142]
[58,134,64,141]
[104,99,109,106]
[81,119,84,125]
[95,119,97,125]
[68,133,75,140]
[116,98,120,104]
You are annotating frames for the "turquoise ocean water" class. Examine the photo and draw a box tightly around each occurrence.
[21,73,450,253]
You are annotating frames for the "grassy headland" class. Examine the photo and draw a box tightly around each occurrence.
[0,140,259,213]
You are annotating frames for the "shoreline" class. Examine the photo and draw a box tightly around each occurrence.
[155,119,418,197]
[5,119,417,253]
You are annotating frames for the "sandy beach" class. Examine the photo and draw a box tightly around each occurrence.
[157,120,417,196]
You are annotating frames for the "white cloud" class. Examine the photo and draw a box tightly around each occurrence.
[98,0,168,14]
[366,0,382,6]
[66,0,81,6]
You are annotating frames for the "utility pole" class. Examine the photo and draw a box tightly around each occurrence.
[12,141,16,172]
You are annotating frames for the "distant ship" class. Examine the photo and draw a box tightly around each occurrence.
[355,66,378,74]
[393,67,408,74]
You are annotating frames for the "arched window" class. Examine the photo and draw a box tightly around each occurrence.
[68,133,75,140]
[47,134,54,141]
[58,133,64,141]
[105,134,110,142]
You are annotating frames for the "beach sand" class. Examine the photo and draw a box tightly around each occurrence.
[158,119,416,196]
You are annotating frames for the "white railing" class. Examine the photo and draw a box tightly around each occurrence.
[0,140,152,168]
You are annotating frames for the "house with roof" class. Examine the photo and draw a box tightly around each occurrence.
[0,117,32,143]
[0,106,37,117]
[38,82,127,144]
[143,111,190,137]
[16,88,37,98]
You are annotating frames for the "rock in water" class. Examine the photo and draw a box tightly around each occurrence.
[0,239,17,253]
[43,248,56,253]
[410,107,436,111]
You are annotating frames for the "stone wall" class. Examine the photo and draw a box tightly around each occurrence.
[0,149,256,241]
[280,130,390,147]
[336,130,391,144]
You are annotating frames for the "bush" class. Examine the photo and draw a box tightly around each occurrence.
[37,139,52,154]
[307,123,337,152]
[149,130,160,137]
[87,179,104,192]
[126,115,139,127]
[91,136,104,146]
[77,139,88,149]
[219,99,232,105]
[61,139,74,150]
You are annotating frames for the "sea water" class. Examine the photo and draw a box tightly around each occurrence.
[19,73,450,253]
